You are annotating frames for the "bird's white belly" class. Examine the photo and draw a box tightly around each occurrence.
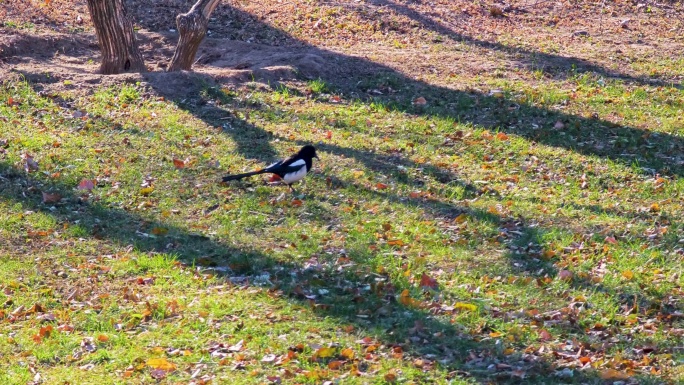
[282,167,308,184]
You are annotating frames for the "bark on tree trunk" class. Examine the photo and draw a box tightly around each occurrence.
[86,0,146,74]
[167,0,222,72]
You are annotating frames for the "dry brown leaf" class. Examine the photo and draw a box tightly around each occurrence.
[42,192,62,204]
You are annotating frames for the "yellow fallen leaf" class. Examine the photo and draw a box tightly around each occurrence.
[340,348,354,359]
[140,186,154,195]
[622,270,634,280]
[453,213,468,224]
[454,302,477,312]
[314,347,336,358]
[151,227,168,235]
[146,358,176,371]
[599,368,631,380]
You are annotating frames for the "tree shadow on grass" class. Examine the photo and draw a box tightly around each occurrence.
[3,154,664,383]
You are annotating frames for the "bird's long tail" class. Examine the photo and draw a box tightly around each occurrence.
[222,169,266,182]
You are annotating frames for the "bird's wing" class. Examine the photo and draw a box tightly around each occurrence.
[279,158,307,174]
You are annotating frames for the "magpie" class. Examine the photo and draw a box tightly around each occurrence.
[222,145,319,192]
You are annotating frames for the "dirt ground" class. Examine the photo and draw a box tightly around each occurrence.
[1,0,683,99]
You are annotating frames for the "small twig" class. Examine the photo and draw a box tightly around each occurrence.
[599,0,606,36]
[524,0,554,8]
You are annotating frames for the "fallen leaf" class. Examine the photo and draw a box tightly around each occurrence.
[419,273,438,289]
[151,227,168,235]
[454,302,477,312]
[261,354,277,363]
[147,358,176,371]
[340,348,354,359]
[22,153,39,173]
[173,158,186,169]
[228,340,244,352]
[496,132,509,140]
[622,270,634,280]
[599,368,631,380]
[413,96,427,105]
[149,369,168,380]
[78,179,95,191]
[387,239,404,247]
[39,325,53,338]
[376,182,388,190]
[42,192,62,204]
[328,360,345,370]
[538,329,552,341]
[314,347,335,358]
[140,186,154,195]
[490,5,504,16]
[558,270,573,281]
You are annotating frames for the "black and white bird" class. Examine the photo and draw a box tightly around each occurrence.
[222,145,319,192]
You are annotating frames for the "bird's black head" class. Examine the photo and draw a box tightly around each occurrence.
[299,145,319,159]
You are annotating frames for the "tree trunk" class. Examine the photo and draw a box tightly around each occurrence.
[86,0,146,74]
[167,0,222,72]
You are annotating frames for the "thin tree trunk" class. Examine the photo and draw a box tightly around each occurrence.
[167,0,221,72]
[86,0,146,74]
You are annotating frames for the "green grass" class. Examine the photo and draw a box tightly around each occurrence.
[1,60,683,385]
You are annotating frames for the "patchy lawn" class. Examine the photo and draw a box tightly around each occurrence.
[1,1,684,384]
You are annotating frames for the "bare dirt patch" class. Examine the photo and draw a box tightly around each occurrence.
[1,1,683,100]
